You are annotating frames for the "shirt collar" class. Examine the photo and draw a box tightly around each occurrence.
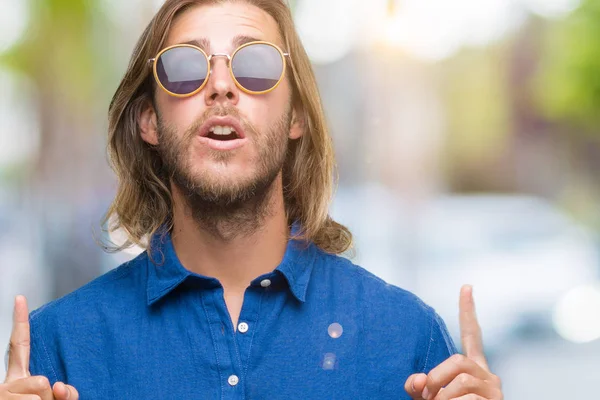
[146,227,318,306]
[146,231,194,306]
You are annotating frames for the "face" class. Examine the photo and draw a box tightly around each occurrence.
[140,2,302,206]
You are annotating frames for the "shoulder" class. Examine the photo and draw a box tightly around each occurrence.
[312,250,457,372]
[314,250,433,319]
[29,252,148,329]
[26,252,148,382]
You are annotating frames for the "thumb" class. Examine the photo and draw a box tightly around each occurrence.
[53,382,80,400]
[404,373,427,399]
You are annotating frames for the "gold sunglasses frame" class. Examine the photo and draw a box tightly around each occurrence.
[148,40,290,98]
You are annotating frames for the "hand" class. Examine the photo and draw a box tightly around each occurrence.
[404,285,503,400]
[1,295,79,400]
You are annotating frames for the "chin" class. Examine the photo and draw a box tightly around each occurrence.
[194,159,255,177]
[191,166,256,187]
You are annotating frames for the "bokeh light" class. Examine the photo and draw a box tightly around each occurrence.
[321,353,337,370]
[553,284,600,344]
[294,0,359,64]
[0,0,28,54]
[328,323,344,339]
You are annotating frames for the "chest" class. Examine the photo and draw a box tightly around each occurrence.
[224,291,244,329]
[59,289,414,399]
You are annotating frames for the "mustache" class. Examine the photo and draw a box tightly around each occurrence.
[184,105,252,140]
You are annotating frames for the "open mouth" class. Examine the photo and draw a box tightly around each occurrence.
[206,125,240,141]
[197,117,247,151]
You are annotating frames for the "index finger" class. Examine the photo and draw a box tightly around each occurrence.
[459,285,488,370]
[5,295,31,382]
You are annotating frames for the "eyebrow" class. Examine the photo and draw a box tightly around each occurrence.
[180,35,263,53]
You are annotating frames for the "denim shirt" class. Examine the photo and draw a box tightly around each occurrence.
[28,232,456,399]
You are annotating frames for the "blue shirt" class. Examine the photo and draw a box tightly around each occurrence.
[29,232,456,399]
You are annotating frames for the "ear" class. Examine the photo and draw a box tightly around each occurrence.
[289,106,304,140]
[139,102,159,145]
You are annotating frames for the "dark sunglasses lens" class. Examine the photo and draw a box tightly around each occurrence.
[232,44,284,92]
[156,47,208,95]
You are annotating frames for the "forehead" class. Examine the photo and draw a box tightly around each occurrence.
[165,2,283,51]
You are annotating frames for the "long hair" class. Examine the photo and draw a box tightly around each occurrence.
[104,0,353,254]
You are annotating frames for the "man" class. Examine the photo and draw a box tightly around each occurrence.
[2,0,503,399]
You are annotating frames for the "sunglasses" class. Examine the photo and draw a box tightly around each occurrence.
[148,41,290,97]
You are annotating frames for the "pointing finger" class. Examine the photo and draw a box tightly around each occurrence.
[459,285,488,370]
[6,295,31,382]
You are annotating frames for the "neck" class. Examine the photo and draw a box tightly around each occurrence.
[169,174,289,292]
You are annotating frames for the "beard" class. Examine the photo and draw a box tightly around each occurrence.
[156,105,292,240]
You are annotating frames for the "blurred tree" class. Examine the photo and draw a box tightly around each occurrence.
[437,43,515,192]
[439,9,600,214]
[534,0,600,133]
[0,0,121,299]
[532,2,600,229]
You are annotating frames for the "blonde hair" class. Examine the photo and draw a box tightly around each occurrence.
[104,0,352,254]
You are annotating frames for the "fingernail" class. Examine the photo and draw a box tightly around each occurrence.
[422,387,430,400]
[63,384,71,399]
[411,377,415,392]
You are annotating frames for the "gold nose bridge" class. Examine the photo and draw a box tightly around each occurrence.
[207,53,232,75]
[208,53,232,62]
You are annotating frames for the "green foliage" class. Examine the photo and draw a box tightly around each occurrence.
[439,45,513,163]
[534,0,600,132]
[0,0,110,106]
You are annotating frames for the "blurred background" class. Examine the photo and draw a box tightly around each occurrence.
[1,0,600,397]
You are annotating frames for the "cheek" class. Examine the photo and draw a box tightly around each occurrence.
[241,91,290,130]
[157,93,206,133]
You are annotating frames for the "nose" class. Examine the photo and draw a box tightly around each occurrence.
[204,55,239,106]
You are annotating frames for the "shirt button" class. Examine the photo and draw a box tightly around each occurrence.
[228,375,239,386]
[238,322,249,333]
[260,279,272,288]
